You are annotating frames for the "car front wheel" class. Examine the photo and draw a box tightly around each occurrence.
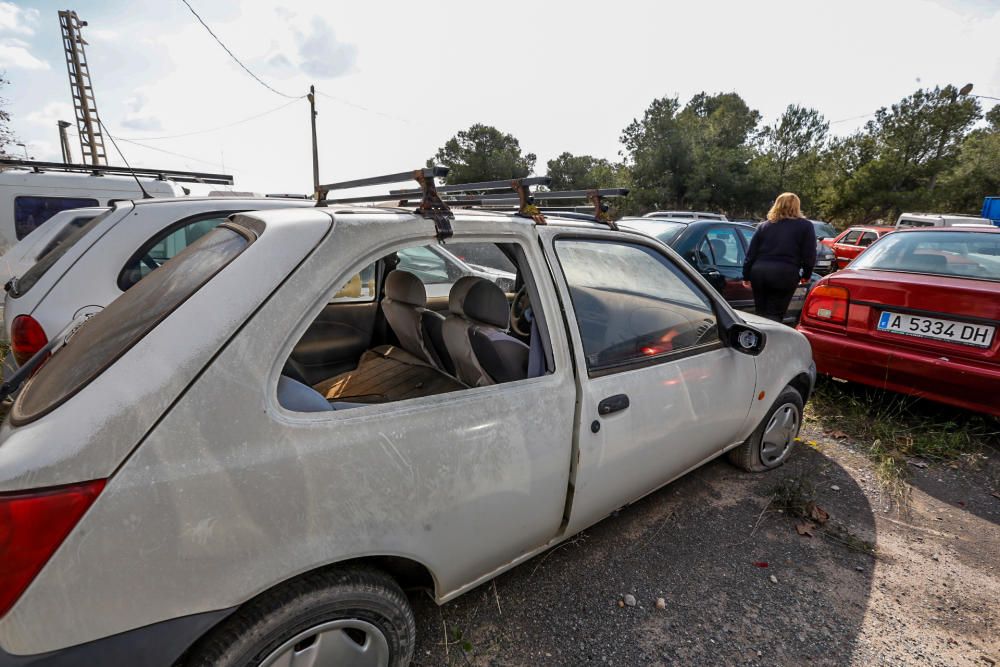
[183,567,415,667]
[727,386,803,472]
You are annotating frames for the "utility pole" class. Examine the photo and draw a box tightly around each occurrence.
[57,121,73,163]
[59,10,107,166]
[309,85,319,199]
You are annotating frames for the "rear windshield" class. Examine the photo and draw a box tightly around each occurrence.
[811,221,837,239]
[851,231,1000,281]
[11,223,257,425]
[10,210,114,297]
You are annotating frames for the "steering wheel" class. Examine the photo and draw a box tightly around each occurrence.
[510,284,531,337]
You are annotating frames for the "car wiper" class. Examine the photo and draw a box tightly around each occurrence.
[0,315,89,401]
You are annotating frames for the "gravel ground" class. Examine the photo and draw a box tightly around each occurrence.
[409,424,1000,666]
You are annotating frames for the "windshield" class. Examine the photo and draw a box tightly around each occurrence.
[620,220,688,245]
[11,223,256,425]
[850,231,1000,281]
[10,209,115,297]
[811,221,837,239]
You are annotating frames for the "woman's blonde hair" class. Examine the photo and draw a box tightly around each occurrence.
[767,192,804,221]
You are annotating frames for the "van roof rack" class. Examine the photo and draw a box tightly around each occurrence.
[316,167,555,239]
[0,158,234,185]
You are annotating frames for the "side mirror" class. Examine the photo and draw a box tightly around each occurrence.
[727,323,766,356]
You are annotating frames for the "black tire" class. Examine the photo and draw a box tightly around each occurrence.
[183,567,415,667]
[727,386,804,472]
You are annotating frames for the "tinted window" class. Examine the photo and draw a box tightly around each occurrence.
[397,246,452,284]
[859,232,878,247]
[811,221,837,239]
[34,215,100,261]
[556,239,718,371]
[850,231,1000,281]
[13,196,99,240]
[119,215,228,290]
[12,224,255,424]
[11,210,114,297]
[841,230,863,245]
[447,242,516,273]
[737,227,755,247]
[704,227,746,267]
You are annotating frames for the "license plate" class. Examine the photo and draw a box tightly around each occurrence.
[877,311,995,348]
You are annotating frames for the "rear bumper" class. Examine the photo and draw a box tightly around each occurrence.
[801,327,1000,417]
[0,608,234,667]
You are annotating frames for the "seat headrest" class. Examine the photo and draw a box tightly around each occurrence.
[385,270,426,306]
[449,276,509,328]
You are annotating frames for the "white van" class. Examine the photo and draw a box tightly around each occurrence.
[0,159,233,254]
[895,212,993,228]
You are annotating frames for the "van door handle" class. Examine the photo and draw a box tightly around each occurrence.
[598,394,630,416]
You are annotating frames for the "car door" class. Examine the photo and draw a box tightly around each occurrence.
[539,228,757,533]
[833,229,863,268]
[703,224,753,309]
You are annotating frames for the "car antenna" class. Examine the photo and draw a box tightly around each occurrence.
[98,118,153,199]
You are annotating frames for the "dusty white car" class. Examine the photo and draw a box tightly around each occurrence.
[0,169,814,666]
[1,196,316,373]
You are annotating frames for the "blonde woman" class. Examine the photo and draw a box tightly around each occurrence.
[742,193,816,322]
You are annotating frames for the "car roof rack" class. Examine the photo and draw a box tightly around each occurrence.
[0,158,234,185]
[431,188,629,230]
[316,167,554,239]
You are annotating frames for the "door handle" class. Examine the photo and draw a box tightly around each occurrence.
[598,394,630,416]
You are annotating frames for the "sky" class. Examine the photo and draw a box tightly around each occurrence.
[2,0,999,195]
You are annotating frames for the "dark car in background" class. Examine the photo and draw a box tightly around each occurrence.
[620,217,817,324]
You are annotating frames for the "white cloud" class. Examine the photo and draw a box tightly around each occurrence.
[26,101,73,126]
[120,93,163,132]
[0,39,48,70]
[0,2,39,36]
[295,19,357,79]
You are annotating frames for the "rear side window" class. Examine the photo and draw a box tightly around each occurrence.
[14,196,99,240]
[11,210,114,297]
[11,223,258,425]
[118,215,230,290]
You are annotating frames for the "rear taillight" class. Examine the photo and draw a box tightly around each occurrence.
[805,284,850,324]
[11,315,47,366]
[0,480,105,617]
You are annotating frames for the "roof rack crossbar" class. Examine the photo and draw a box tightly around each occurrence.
[0,158,234,185]
[430,187,630,229]
[318,166,455,240]
[388,176,550,198]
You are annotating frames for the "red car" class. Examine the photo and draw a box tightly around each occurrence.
[824,226,895,270]
[798,227,1000,417]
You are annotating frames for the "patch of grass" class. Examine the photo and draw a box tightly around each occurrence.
[806,378,999,505]
[770,472,876,555]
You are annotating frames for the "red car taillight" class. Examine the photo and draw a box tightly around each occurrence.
[805,285,850,324]
[11,315,48,366]
[0,480,105,617]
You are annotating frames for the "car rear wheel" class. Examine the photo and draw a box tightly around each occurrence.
[183,567,415,667]
[727,386,803,472]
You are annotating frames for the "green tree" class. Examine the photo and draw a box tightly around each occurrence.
[429,124,536,184]
[546,152,627,190]
[754,105,829,207]
[621,92,762,216]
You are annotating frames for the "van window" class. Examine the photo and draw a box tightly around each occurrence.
[14,196,99,240]
[11,222,258,425]
[10,210,114,297]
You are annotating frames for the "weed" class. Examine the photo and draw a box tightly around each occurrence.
[771,472,876,555]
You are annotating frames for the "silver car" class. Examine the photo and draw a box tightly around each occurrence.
[0,204,814,666]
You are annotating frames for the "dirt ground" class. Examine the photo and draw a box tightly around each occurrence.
[410,421,1000,666]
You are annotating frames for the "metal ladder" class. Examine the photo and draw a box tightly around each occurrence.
[59,10,107,167]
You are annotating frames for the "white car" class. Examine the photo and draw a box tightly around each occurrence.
[2,197,314,373]
[0,169,814,666]
[895,212,993,228]
[0,206,107,343]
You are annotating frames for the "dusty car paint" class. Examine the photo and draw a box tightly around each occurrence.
[0,209,814,656]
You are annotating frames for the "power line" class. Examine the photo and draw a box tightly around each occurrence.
[118,137,231,171]
[98,119,153,198]
[178,0,303,100]
[830,113,874,125]
[119,96,303,141]
[313,89,414,124]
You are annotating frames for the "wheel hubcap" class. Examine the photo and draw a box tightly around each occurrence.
[259,619,390,667]
[760,402,800,467]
